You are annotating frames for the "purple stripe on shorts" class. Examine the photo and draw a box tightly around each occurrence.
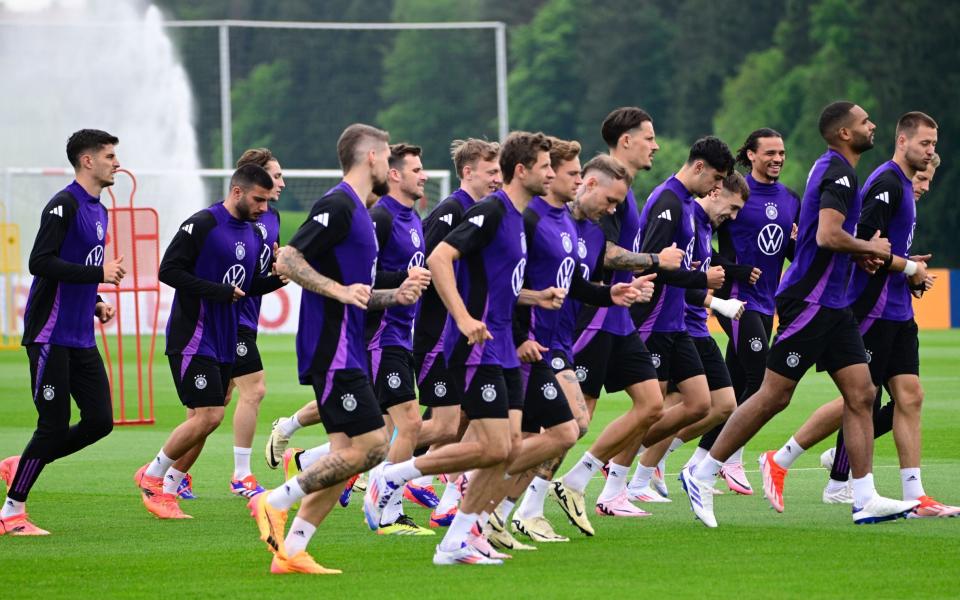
[369,347,383,382]
[180,354,194,380]
[775,303,821,344]
[519,361,532,396]
[464,298,490,366]
[35,286,61,343]
[464,365,479,391]
[858,317,876,337]
[572,328,598,356]
[183,303,206,356]
[320,369,336,406]
[639,292,667,336]
[33,344,50,403]
[806,255,836,305]
[418,351,439,386]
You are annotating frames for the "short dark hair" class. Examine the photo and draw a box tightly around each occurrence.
[450,138,500,178]
[547,137,581,169]
[236,147,276,169]
[582,154,633,187]
[601,107,653,149]
[687,136,735,175]
[818,101,856,143]
[230,163,274,193]
[735,128,782,169]
[896,111,938,139]
[721,171,749,201]
[499,131,551,184]
[66,129,119,168]
[389,143,422,170]
[337,123,390,172]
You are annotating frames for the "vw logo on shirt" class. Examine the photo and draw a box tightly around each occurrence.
[757,223,785,256]
[556,256,576,291]
[511,258,527,297]
[85,245,104,267]
[223,264,246,288]
[408,251,425,270]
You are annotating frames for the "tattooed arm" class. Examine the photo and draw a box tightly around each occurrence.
[275,245,348,300]
[604,241,685,272]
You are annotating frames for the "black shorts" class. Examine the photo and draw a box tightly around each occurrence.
[643,331,705,384]
[232,326,263,378]
[768,298,867,380]
[860,318,920,384]
[520,361,574,434]
[685,336,732,391]
[716,310,774,360]
[370,346,417,412]
[573,331,658,398]
[169,354,232,408]
[26,343,111,414]
[547,349,574,374]
[415,351,462,408]
[311,369,385,437]
[452,365,520,420]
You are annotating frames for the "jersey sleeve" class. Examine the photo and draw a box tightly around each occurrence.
[442,199,504,258]
[641,194,707,288]
[599,207,622,244]
[856,173,901,241]
[569,267,614,306]
[820,164,857,216]
[28,193,103,284]
[424,201,463,252]
[288,194,353,261]
[158,211,235,302]
[369,206,407,289]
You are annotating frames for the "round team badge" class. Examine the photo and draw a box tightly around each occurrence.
[520,233,527,254]
[551,357,565,371]
[387,373,402,389]
[256,222,268,239]
[42,385,55,401]
[96,221,104,241]
[765,203,779,220]
[236,342,248,357]
[434,382,447,398]
[561,232,573,253]
[194,374,208,390]
[342,394,357,411]
[410,229,422,248]
[575,366,588,382]
[481,384,498,402]
[577,238,587,259]
[542,383,558,400]
[235,242,246,260]
[651,354,662,369]
[749,337,763,352]
[786,353,801,368]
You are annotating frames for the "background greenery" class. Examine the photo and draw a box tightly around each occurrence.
[156,0,958,265]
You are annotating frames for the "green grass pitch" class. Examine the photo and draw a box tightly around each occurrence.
[1,331,958,598]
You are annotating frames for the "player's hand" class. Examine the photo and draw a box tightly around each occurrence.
[270,243,290,282]
[231,286,246,302]
[609,282,640,307]
[394,276,424,306]
[706,266,725,289]
[748,267,762,285]
[658,244,684,270]
[95,301,115,324]
[103,254,125,285]
[867,230,892,261]
[790,223,798,241]
[909,253,932,264]
[710,297,745,320]
[517,339,547,363]
[630,273,657,303]
[536,287,566,310]
[406,265,432,290]
[854,254,883,274]
[336,283,371,309]
[457,316,492,345]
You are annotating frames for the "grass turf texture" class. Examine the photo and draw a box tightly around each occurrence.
[1,331,959,598]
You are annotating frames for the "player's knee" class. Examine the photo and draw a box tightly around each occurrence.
[848,383,877,411]
[688,396,711,421]
[898,387,923,413]
[716,396,736,421]
[480,438,511,466]
[556,420,579,449]
[197,408,225,432]
[245,382,267,404]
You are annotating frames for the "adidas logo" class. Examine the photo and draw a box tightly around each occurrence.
[468,215,485,228]
[313,212,329,226]
[181,223,194,235]
[292,529,306,537]
[49,205,63,217]
[657,210,672,221]
[439,213,453,226]
[875,191,890,204]
[834,176,851,188]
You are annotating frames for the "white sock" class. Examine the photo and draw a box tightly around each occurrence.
[825,478,848,493]
[727,446,745,466]
[1,497,24,518]
[233,446,252,479]
[684,446,708,471]
[562,452,604,493]
[498,498,515,521]
[440,511,477,551]
[278,413,303,437]
[851,473,876,507]
[383,458,423,487]
[629,464,656,490]
[298,443,331,470]
[516,477,549,519]
[435,476,462,512]
[381,483,405,526]
[412,475,433,487]
[660,438,684,473]
[773,436,805,469]
[691,454,723,486]
[900,468,925,501]
[267,476,306,510]
[285,517,316,556]
[598,462,630,502]
[145,449,175,478]
[163,467,187,495]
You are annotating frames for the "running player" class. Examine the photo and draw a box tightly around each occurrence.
[681,101,919,527]
[0,129,124,536]
[629,172,751,502]
[767,118,957,517]
[249,124,426,574]
[692,128,800,495]
[364,143,437,534]
[550,107,683,531]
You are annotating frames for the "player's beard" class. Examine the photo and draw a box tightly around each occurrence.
[850,130,874,154]
[372,174,390,197]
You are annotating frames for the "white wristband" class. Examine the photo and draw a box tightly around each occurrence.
[709,297,743,319]
[904,260,918,276]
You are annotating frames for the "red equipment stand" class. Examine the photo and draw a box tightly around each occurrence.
[97,169,160,425]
